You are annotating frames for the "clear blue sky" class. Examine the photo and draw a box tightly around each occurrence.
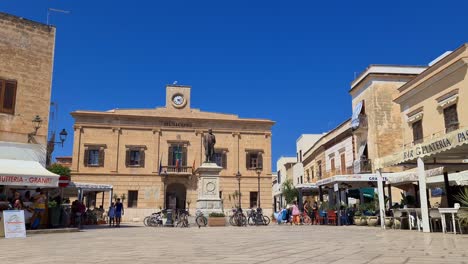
[2,1,468,170]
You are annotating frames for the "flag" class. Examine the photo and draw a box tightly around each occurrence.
[192,158,196,175]
[175,146,181,169]
[158,154,163,175]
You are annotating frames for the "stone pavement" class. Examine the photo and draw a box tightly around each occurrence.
[0,224,467,264]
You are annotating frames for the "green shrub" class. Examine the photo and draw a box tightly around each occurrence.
[209,212,225,217]
[47,163,71,176]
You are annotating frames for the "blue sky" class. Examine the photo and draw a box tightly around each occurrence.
[2,1,468,170]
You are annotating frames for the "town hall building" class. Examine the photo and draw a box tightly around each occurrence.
[70,85,274,220]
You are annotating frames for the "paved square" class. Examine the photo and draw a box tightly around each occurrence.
[1,224,467,264]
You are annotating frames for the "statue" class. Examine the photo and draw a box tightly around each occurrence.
[203,129,216,163]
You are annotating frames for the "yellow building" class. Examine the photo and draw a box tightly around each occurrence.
[376,44,468,232]
[70,85,274,220]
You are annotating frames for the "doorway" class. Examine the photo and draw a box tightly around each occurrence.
[165,183,187,210]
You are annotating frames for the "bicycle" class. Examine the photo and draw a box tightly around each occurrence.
[195,210,207,228]
[301,211,312,225]
[229,208,247,226]
[175,209,189,228]
[247,208,270,226]
[143,211,164,227]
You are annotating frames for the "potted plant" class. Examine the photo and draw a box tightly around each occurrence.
[48,198,61,228]
[454,187,468,233]
[208,212,226,227]
[353,210,364,226]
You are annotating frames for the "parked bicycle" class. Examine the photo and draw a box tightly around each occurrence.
[247,208,270,226]
[195,210,207,228]
[229,207,247,226]
[175,209,189,228]
[143,210,164,227]
[300,211,312,225]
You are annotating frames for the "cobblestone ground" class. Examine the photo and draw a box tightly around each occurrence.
[1,224,467,264]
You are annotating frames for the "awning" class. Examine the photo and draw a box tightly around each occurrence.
[351,101,364,129]
[66,182,113,192]
[295,183,318,189]
[0,159,59,188]
[427,170,468,187]
[316,174,388,187]
[358,142,367,158]
[375,126,468,169]
[386,167,444,185]
[0,141,46,166]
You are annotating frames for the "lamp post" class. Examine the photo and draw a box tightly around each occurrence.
[235,171,241,209]
[256,168,262,208]
[46,128,68,167]
[28,115,43,143]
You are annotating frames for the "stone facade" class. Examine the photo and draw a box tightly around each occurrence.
[0,12,56,145]
[70,85,274,220]
[349,66,426,173]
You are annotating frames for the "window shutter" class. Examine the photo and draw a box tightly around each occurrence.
[182,147,187,166]
[246,153,250,169]
[140,149,145,167]
[125,149,130,167]
[222,153,227,169]
[98,148,105,167]
[83,149,89,167]
[168,146,173,166]
[3,81,17,114]
[257,152,263,169]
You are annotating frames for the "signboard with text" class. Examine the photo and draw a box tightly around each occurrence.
[3,210,26,239]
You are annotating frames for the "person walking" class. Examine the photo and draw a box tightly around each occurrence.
[30,188,47,229]
[291,201,301,225]
[108,202,115,227]
[115,198,124,227]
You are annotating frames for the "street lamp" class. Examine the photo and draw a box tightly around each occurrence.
[28,115,43,142]
[46,128,68,166]
[256,167,262,208]
[235,171,241,209]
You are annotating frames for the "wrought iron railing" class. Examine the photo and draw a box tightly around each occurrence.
[161,166,193,175]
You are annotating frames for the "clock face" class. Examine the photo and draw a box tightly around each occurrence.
[172,95,184,106]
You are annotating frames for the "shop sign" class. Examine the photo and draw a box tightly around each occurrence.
[0,175,58,187]
[377,127,468,169]
[3,210,26,238]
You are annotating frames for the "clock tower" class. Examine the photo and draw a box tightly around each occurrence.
[166,84,191,110]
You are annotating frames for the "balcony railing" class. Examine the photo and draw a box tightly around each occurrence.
[161,166,193,175]
[324,166,354,177]
[353,159,372,174]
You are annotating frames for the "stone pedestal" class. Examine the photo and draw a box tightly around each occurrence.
[196,162,223,215]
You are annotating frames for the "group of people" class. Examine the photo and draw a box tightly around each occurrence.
[275,200,319,225]
[107,198,124,227]
[0,188,47,229]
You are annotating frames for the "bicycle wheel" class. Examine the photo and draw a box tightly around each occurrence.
[196,216,206,227]
[303,215,312,225]
[143,216,150,226]
[263,216,270,225]
[229,216,235,226]
[248,217,256,226]
[240,214,247,226]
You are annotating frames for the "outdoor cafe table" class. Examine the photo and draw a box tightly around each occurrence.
[438,208,459,234]
[392,208,421,231]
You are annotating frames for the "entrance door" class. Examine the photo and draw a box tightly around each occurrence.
[165,183,187,210]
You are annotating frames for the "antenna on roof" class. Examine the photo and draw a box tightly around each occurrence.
[47,8,70,25]
[173,81,178,85]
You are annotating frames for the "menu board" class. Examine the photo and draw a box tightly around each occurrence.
[3,210,26,238]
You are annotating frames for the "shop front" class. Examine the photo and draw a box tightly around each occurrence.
[0,142,60,236]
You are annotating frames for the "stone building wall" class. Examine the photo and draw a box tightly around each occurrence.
[0,12,55,145]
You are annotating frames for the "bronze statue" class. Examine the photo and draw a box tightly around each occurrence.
[203,129,216,163]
